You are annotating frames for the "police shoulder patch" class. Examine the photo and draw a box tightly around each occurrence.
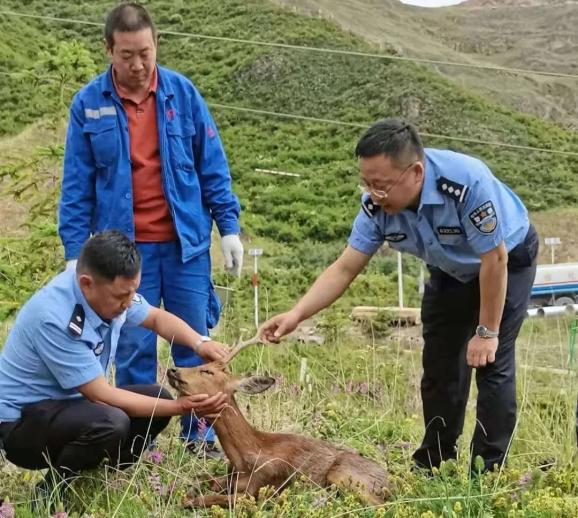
[68,304,85,337]
[469,200,497,234]
[436,177,469,203]
[361,197,380,218]
[132,293,142,305]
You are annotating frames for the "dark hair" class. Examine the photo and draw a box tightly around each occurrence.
[355,118,424,165]
[104,3,157,48]
[77,230,141,281]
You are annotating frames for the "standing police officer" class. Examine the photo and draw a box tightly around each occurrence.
[0,231,227,501]
[260,118,538,473]
[58,3,243,455]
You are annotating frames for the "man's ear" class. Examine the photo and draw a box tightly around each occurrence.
[78,273,94,290]
[230,375,276,395]
[413,161,424,185]
[104,38,113,58]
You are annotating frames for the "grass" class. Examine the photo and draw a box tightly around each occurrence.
[1,313,578,517]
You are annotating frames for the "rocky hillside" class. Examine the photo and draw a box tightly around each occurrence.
[465,0,574,7]
[275,0,578,129]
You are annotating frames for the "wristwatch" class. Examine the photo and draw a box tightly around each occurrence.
[194,335,213,349]
[475,325,499,339]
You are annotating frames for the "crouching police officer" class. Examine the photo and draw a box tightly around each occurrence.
[0,230,228,500]
[260,118,538,473]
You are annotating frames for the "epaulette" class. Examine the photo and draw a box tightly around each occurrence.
[68,304,85,337]
[436,177,469,203]
[361,197,380,218]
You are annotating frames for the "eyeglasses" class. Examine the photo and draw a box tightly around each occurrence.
[360,161,417,200]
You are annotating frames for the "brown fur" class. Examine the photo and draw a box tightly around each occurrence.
[167,362,390,508]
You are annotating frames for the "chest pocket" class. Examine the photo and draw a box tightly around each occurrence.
[166,116,196,171]
[83,117,119,168]
[436,229,465,246]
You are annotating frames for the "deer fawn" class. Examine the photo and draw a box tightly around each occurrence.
[167,336,390,509]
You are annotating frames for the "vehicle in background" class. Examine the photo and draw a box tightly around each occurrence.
[530,263,578,307]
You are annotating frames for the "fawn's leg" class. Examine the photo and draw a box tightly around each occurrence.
[183,474,261,509]
[326,457,388,507]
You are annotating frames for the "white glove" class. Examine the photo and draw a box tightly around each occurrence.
[220,234,244,277]
[66,259,77,271]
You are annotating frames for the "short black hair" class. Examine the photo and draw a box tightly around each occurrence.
[77,230,141,281]
[355,118,424,165]
[104,2,157,48]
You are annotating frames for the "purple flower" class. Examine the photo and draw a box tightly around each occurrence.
[149,474,162,492]
[148,474,177,497]
[148,450,164,464]
[518,472,532,486]
[0,501,15,518]
[289,383,301,395]
[197,418,208,435]
[358,382,369,395]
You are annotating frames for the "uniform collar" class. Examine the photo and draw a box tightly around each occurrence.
[70,271,109,331]
[112,65,158,102]
[418,152,445,210]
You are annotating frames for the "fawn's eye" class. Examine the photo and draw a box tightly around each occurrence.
[200,369,214,376]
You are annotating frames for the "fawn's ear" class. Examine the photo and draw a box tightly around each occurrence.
[232,375,276,395]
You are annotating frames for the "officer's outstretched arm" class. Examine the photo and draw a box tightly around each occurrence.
[77,375,227,417]
[140,307,229,362]
[260,245,372,342]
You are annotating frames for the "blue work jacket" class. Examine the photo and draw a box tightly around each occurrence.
[58,65,241,262]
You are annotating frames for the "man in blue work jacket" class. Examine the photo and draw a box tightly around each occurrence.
[0,231,228,504]
[58,3,242,457]
[260,118,539,473]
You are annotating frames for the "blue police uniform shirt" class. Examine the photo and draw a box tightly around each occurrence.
[348,149,529,282]
[0,269,150,422]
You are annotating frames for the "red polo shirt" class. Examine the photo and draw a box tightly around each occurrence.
[113,67,176,242]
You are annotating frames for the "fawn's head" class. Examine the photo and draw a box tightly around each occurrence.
[167,335,275,397]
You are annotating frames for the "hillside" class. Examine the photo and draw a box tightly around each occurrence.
[0,0,578,318]
[275,0,578,129]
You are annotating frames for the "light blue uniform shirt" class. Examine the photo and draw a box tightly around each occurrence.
[0,269,150,422]
[348,149,529,282]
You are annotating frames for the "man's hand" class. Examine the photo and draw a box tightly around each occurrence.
[176,392,228,418]
[221,234,244,277]
[466,336,498,368]
[259,310,301,343]
[194,340,229,361]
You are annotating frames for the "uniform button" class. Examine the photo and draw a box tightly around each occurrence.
[125,193,131,199]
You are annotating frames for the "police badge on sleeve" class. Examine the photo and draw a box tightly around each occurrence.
[469,201,497,234]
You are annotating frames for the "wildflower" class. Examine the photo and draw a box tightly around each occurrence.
[358,382,369,394]
[518,472,532,486]
[51,512,68,518]
[148,450,164,464]
[0,501,15,518]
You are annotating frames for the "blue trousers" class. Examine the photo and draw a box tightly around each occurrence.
[115,242,221,442]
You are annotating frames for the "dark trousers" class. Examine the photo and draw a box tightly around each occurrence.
[0,384,172,475]
[413,226,539,472]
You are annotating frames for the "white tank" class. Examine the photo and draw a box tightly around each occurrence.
[532,263,578,306]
